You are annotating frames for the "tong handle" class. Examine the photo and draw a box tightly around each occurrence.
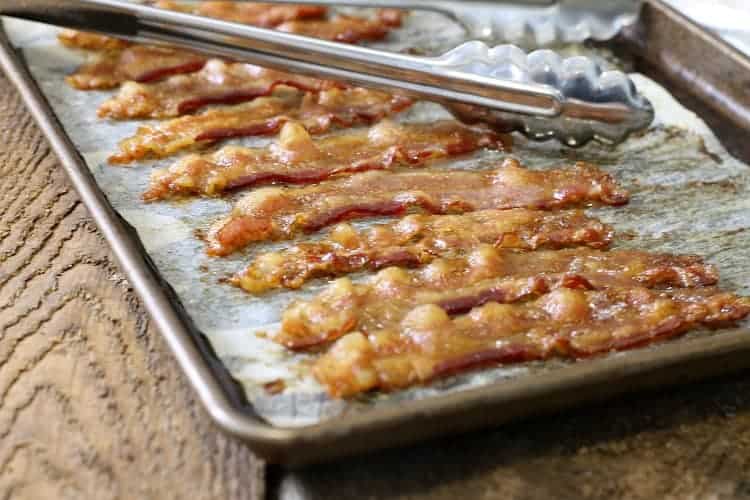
[0,0,563,116]
[0,0,653,145]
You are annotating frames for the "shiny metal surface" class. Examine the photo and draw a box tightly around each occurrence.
[435,42,653,145]
[0,0,653,146]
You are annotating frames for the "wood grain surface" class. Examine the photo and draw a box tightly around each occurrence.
[0,75,264,500]
[4,58,750,500]
[275,375,750,500]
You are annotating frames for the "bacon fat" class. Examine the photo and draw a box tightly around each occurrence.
[98,60,342,119]
[58,30,132,51]
[206,158,629,255]
[63,3,400,89]
[277,12,402,43]
[233,209,613,293]
[65,45,208,90]
[313,286,750,397]
[155,0,402,42]
[143,119,509,199]
[153,1,328,27]
[109,88,413,163]
[277,247,721,350]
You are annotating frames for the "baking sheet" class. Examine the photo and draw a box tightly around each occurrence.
[4,10,750,429]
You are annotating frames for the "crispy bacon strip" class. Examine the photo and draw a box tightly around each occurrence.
[61,2,401,89]
[158,1,400,41]
[66,45,208,90]
[314,287,750,397]
[153,1,328,27]
[109,88,413,163]
[234,210,613,293]
[58,30,132,51]
[277,247,720,349]
[143,120,508,199]
[59,2,327,49]
[206,159,629,255]
[58,1,327,51]
[98,60,341,119]
[277,11,403,43]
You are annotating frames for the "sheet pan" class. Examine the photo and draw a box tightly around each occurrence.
[1,0,749,464]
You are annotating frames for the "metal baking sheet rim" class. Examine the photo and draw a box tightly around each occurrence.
[2,4,750,464]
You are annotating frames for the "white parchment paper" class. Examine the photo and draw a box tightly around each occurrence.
[5,12,750,427]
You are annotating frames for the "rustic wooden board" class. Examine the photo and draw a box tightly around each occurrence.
[0,74,265,500]
[4,30,750,500]
[274,373,750,499]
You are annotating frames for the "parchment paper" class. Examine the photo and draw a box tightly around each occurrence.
[5,11,749,428]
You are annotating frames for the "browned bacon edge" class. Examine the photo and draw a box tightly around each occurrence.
[276,11,404,43]
[136,61,208,84]
[109,89,413,163]
[207,159,629,256]
[65,45,210,91]
[283,274,573,351]
[193,95,414,143]
[232,210,613,294]
[152,1,329,28]
[174,75,337,114]
[142,120,508,200]
[98,60,344,119]
[61,7,403,87]
[313,288,750,397]
[276,248,720,350]
[154,0,404,41]
[58,30,131,51]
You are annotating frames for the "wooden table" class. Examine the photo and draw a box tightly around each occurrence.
[3,72,750,500]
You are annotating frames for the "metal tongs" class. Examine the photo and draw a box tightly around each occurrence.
[0,0,654,146]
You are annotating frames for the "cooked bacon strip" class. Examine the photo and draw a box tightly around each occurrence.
[156,0,401,37]
[99,60,341,119]
[156,1,399,41]
[234,210,613,293]
[111,93,297,162]
[66,45,208,90]
[61,1,402,89]
[206,159,629,256]
[109,88,413,163]
[61,1,331,90]
[153,1,328,27]
[277,247,720,349]
[58,30,131,51]
[277,11,403,43]
[58,1,326,51]
[143,120,508,199]
[314,287,750,397]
